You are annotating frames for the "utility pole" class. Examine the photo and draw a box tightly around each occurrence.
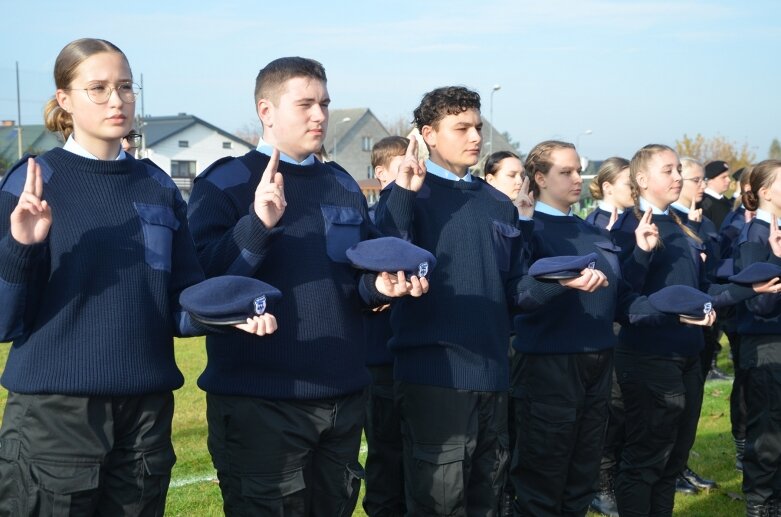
[16,61,23,160]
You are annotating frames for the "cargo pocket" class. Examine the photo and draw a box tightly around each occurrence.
[524,400,577,459]
[410,442,465,515]
[140,445,176,514]
[240,467,306,512]
[0,439,24,516]
[491,220,521,272]
[337,462,365,517]
[134,203,180,272]
[321,204,363,263]
[29,460,100,517]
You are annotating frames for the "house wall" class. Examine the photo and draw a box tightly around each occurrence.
[330,115,390,182]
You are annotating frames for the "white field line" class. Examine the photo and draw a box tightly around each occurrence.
[169,445,369,489]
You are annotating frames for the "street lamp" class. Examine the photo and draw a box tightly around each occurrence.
[489,85,501,155]
[575,129,593,150]
[332,116,351,161]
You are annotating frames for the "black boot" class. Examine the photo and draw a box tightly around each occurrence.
[736,437,746,472]
[589,469,619,517]
[746,501,770,517]
[675,473,700,495]
[707,358,733,381]
[682,465,719,490]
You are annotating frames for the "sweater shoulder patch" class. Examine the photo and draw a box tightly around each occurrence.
[325,163,360,193]
[197,156,251,191]
[610,210,635,232]
[1,153,54,196]
[138,158,177,190]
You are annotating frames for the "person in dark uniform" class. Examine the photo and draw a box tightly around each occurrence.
[363,135,409,517]
[187,57,427,516]
[611,144,777,517]
[733,159,781,516]
[669,157,722,495]
[375,86,525,516]
[699,159,734,230]
[585,156,632,517]
[0,38,277,517]
[721,166,755,472]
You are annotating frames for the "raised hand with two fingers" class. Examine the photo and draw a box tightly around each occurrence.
[394,137,426,192]
[514,175,535,219]
[254,149,287,229]
[635,209,659,252]
[10,157,52,245]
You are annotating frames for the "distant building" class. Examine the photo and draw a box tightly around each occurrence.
[139,114,255,199]
[0,121,63,175]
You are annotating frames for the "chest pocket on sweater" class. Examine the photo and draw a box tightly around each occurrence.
[594,241,622,278]
[134,203,180,272]
[321,205,363,263]
[491,220,521,273]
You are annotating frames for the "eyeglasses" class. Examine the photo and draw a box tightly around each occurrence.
[683,177,708,185]
[123,131,142,147]
[67,82,141,104]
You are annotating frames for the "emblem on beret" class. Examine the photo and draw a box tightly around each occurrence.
[418,262,429,278]
[587,261,596,270]
[254,295,267,315]
[703,302,713,315]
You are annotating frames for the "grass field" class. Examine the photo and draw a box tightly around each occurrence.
[0,339,748,516]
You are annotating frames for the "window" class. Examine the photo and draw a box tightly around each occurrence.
[367,165,375,179]
[362,136,373,152]
[223,141,233,149]
[171,160,197,178]
[178,140,189,148]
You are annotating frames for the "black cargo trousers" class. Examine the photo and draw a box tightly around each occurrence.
[0,391,176,517]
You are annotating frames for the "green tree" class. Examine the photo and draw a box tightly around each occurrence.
[675,133,756,171]
[769,138,781,160]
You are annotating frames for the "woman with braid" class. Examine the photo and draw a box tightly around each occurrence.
[733,160,781,516]
[610,144,779,517]
[586,157,633,231]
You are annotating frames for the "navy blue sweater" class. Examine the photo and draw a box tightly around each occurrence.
[585,207,612,229]
[612,211,755,356]
[720,208,747,260]
[188,150,382,399]
[376,174,527,391]
[734,219,781,335]
[513,212,675,354]
[0,148,205,395]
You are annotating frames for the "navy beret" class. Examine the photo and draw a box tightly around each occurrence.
[180,275,282,325]
[528,252,599,280]
[705,160,730,179]
[648,285,713,319]
[346,237,436,278]
[728,262,781,285]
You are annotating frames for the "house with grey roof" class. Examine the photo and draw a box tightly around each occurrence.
[0,121,63,175]
[138,113,255,198]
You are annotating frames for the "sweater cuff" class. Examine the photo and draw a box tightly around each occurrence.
[770,254,781,268]
[632,245,653,269]
[0,235,46,284]
[525,278,570,305]
[244,208,284,254]
[383,185,417,238]
[359,272,394,308]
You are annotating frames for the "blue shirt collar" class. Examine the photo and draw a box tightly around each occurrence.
[639,197,669,215]
[755,209,781,227]
[671,201,690,214]
[597,201,623,214]
[257,138,316,166]
[535,200,573,217]
[425,159,472,182]
[64,135,126,160]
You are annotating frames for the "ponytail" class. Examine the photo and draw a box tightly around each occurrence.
[44,97,73,141]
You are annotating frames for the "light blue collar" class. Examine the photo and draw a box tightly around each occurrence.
[535,200,572,217]
[671,201,690,214]
[639,197,669,215]
[64,135,125,160]
[257,138,315,166]
[597,201,623,214]
[425,159,472,182]
[755,209,781,227]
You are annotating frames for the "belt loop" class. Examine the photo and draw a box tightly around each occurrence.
[0,438,21,460]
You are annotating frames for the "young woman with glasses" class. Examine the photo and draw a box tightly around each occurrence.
[0,38,275,516]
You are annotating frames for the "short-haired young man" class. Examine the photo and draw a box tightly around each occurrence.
[187,57,427,515]
[363,135,409,516]
[699,159,733,229]
[375,86,527,515]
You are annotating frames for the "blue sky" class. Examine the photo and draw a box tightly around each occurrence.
[2,0,779,160]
